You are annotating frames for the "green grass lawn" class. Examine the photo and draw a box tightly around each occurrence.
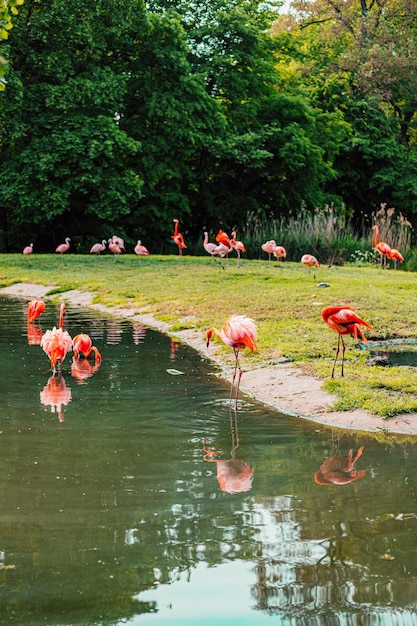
[2,252,417,418]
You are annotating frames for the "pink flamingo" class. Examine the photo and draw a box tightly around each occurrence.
[273,245,286,261]
[203,232,218,260]
[388,248,404,270]
[230,231,246,267]
[112,235,125,251]
[22,243,33,255]
[216,229,232,248]
[40,303,72,373]
[55,237,71,255]
[372,225,391,269]
[322,305,374,378]
[134,240,150,256]
[172,219,187,254]
[315,446,366,485]
[108,238,122,260]
[206,315,258,407]
[72,333,102,362]
[261,240,276,261]
[301,253,320,278]
[90,240,107,255]
[27,300,46,324]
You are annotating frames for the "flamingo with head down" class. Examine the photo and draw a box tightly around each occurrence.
[134,240,150,256]
[322,305,374,378]
[261,240,276,261]
[301,254,320,278]
[40,303,72,374]
[206,315,258,408]
[72,333,102,363]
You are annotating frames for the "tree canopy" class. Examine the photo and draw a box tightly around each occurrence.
[0,0,416,251]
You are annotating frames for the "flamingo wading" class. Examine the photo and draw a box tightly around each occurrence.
[206,315,258,408]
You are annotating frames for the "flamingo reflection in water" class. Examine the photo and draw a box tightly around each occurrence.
[315,436,366,486]
[203,409,255,495]
[71,358,101,383]
[40,374,72,422]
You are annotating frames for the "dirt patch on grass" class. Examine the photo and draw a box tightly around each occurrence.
[2,282,417,436]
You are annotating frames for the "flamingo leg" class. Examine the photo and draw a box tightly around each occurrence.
[331,334,341,378]
[341,335,346,377]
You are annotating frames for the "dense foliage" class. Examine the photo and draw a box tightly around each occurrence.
[0,0,416,252]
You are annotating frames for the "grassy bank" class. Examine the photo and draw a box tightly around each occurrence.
[2,252,417,418]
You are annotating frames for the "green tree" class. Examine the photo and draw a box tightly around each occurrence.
[0,0,144,251]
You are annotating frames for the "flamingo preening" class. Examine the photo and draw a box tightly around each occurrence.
[273,245,286,261]
[261,240,276,261]
[301,254,320,278]
[322,305,374,378]
[134,240,150,256]
[372,225,391,269]
[206,315,258,408]
[108,238,122,260]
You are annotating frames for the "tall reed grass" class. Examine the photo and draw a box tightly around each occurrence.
[236,204,412,266]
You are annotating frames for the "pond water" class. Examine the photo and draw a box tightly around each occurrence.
[1,295,417,625]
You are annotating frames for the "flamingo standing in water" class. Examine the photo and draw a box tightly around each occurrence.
[301,254,320,278]
[172,219,187,255]
[72,333,102,362]
[40,303,72,373]
[27,300,46,324]
[388,248,404,270]
[322,305,374,378]
[261,240,276,261]
[230,231,246,267]
[27,300,46,345]
[273,245,286,261]
[206,315,258,408]
[55,237,71,255]
[134,240,150,256]
[372,225,391,269]
[23,243,33,255]
[90,240,107,255]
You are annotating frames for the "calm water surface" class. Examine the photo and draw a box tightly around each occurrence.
[0,296,416,625]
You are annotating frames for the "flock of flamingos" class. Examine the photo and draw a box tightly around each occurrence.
[22,220,403,409]
[21,218,388,492]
